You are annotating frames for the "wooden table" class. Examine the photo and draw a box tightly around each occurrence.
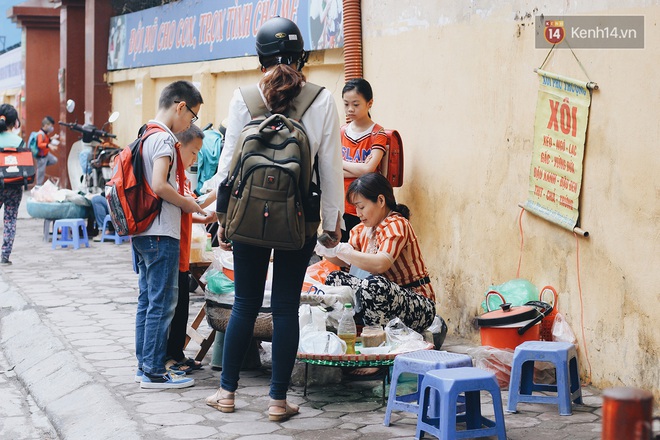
[185,260,216,361]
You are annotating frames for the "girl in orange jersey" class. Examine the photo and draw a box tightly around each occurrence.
[340,79,388,241]
[315,172,436,333]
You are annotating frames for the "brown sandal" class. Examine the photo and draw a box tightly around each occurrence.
[206,388,235,413]
[268,399,299,422]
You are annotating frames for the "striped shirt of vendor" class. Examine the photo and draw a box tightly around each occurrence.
[349,212,435,302]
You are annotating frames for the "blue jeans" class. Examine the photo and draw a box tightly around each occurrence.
[91,195,109,231]
[133,236,180,375]
[220,237,316,400]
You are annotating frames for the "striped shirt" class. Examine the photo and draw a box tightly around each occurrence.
[349,212,435,301]
[341,123,387,216]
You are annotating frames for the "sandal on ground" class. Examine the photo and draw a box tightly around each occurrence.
[169,357,203,373]
[206,388,235,413]
[268,399,299,422]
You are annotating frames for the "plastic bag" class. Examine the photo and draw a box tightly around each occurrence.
[302,259,341,291]
[299,331,346,354]
[551,312,577,346]
[426,315,448,350]
[300,284,355,308]
[30,180,59,202]
[204,269,234,295]
[467,346,514,389]
[190,224,207,263]
[481,279,539,312]
[384,317,425,353]
[298,304,326,333]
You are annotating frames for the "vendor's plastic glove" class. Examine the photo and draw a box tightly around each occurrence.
[314,242,338,258]
[334,243,355,262]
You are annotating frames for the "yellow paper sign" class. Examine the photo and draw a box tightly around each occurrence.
[525,70,592,230]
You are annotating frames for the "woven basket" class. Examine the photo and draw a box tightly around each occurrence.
[205,300,273,341]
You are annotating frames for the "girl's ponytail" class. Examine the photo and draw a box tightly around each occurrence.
[0,104,19,134]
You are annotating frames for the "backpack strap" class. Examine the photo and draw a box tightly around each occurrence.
[289,83,324,121]
[240,83,324,120]
[240,85,269,119]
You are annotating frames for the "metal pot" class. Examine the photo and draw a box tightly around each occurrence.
[477,292,553,350]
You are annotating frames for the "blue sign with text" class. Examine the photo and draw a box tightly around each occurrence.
[108,0,343,70]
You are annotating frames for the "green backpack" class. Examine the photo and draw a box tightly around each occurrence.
[217,83,323,250]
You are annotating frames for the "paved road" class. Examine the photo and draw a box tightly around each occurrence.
[0,193,608,439]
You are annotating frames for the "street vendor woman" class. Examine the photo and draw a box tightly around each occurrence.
[315,172,436,333]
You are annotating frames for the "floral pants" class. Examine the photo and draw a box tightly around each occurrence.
[325,271,436,333]
[0,187,23,260]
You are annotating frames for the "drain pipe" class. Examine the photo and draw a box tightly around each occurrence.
[343,0,362,81]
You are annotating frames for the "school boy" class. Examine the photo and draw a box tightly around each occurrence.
[133,80,206,389]
[35,116,59,185]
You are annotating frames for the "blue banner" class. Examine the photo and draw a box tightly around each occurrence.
[108,0,343,70]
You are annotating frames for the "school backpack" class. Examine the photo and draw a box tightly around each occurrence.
[28,131,39,157]
[340,124,404,188]
[216,83,324,250]
[105,123,181,236]
[378,128,404,188]
[0,139,36,189]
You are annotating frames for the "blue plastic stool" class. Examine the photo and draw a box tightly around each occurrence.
[507,341,583,416]
[51,218,90,250]
[100,215,130,244]
[416,367,507,440]
[384,350,473,426]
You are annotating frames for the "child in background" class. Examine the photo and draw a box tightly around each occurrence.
[35,116,59,185]
[132,80,206,389]
[341,78,388,241]
[166,124,215,373]
[0,104,25,265]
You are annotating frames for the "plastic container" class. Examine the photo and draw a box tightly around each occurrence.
[361,325,386,348]
[477,298,552,350]
[337,303,357,354]
[205,232,212,251]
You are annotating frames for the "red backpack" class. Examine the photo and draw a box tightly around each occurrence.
[341,124,404,188]
[105,124,182,236]
[377,127,404,188]
[0,140,36,189]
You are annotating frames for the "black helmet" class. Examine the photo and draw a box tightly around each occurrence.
[256,17,307,69]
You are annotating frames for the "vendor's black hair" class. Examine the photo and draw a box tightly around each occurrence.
[346,172,410,219]
[0,104,19,133]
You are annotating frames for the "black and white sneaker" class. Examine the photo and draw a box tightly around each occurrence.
[0,257,12,266]
[140,371,194,389]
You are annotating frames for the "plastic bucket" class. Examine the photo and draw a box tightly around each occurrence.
[479,320,541,350]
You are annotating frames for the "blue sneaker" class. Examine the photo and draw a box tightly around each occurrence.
[141,372,195,389]
[135,368,185,383]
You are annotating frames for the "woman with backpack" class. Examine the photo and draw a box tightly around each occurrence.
[340,78,388,241]
[0,104,25,265]
[205,17,344,421]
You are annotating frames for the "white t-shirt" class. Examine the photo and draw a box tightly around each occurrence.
[205,84,345,231]
[134,120,181,239]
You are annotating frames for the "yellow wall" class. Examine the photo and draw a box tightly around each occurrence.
[361,0,660,399]
[106,1,660,399]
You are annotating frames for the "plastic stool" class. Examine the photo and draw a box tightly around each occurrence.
[416,367,507,440]
[100,215,130,244]
[384,350,473,426]
[507,341,582,416]
[51,218,90,250]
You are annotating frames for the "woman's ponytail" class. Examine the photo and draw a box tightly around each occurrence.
[393,203,411,220]
[260,62,305,115]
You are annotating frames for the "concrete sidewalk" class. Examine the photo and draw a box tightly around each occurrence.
[0,194,606,439]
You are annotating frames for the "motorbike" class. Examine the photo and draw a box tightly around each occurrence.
[59,100,121,194]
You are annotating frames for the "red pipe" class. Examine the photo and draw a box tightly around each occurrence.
[343,0,362,81]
